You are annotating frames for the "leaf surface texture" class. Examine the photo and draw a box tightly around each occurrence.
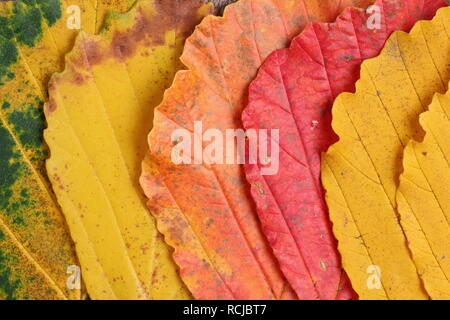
[0,0,134,300]
[44,0,211,300]
[141,0,374,300]
[322,7,450,299]
[397,86,450,299]
[242,0,447,300]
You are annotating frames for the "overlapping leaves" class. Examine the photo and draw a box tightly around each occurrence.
[140,0,374,300]
[323,7,450,299]
[397,86,450,299]
[0,0,135,300]
[44,0,211,300]
[242,0,447,299]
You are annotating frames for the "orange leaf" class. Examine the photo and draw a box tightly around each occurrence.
[141,0,374,299]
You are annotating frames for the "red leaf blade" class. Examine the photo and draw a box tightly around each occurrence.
[242,0,447,300]
[142,0,375,300]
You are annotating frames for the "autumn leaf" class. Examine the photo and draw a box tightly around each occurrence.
[0,0,135,300]
[140,0,374,300]
[397,86,450,300]
[241,0,448,300]
[44,0,212,300]
[322,7,450,300]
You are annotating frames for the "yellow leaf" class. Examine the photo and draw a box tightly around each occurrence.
[0,0,134,300]
[397,86,450,299]
[44,0,212,300]
[322,7,450,300]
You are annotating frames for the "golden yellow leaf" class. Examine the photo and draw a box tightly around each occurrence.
[397,86,450,300]
[44,0,212,300]
[0,0,134,300]
[322,7,450,300]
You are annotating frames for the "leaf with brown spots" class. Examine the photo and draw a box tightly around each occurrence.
[44,0,212,299]
[140,0,374,300]
[0,0,135,300]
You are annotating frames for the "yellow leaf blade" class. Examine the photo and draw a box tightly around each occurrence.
[0,0,136,300]
[397,87,450,299]
[322,7,450,300]
[0,0,137,300]
[44,0,211,300]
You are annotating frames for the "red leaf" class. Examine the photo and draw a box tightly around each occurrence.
[242,0,447,300]
[141,0,375,300]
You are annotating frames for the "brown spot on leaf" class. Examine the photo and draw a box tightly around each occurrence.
[111,0,208,60]
[83,40,103,65]
[73,72,85,86]
[46,98,57,113]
